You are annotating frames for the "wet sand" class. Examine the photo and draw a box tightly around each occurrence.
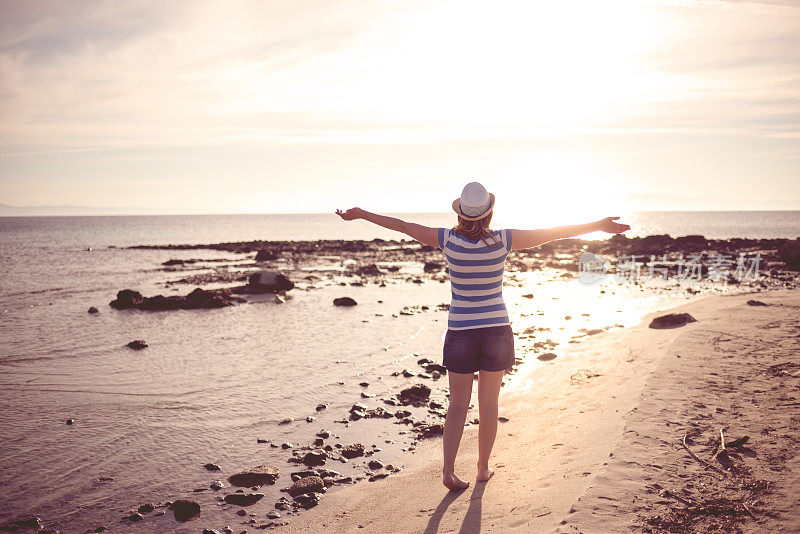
[285,289,800,533]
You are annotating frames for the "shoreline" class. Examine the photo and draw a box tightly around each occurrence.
[284,289,800,533]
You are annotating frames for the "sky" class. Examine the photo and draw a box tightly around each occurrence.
[0,0,798,222]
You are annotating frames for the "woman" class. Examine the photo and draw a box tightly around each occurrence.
[336,182,630,491]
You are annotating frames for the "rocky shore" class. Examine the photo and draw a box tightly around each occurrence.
[127,235,800,307]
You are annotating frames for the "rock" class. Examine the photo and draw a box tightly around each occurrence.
[66,418,75,425]
[315,404,328,411]
[126,340,148,350]
[316,429,330,439]
[417,423,444,438]
[87,306,99,314]
[306,416,315,423]
[204,463,221,471]
[423,261,444,273]
[228,466,280,487]
[162,259,190,266]
[537,353,557,361]
[287,475,325,497]
[267,510,281,519]
[255,249,279,262]
[110,289,145,309]
[202,529,220,534]
[279,418,293,425]
[648,313,697,329]
[137,503,155,513]
[498,416,510,423]
[111,288,233,311]
[369,473,390,482]
[9,517,42,529]
[350,403,367,419]
[359,381,369,387]
[747,300,768,306]
[778,239,800,271]
[244,271,294,293]
[223,493,264,506]
[210,480,224,490]
[398,384,431,405]
[125,512,143,522]
[257,438,269,443]
[236,509,247,516]
[367,460,384,470]
[302,450,327,467]
[422,362,447,374]
[171,499,201,522]
[183,288,229,309]
[333,297,357,307]
[341,443,365,459]
[293,492,321,509]
[275,497,292,510]
[281,443,293,449]
[356,263,384,276]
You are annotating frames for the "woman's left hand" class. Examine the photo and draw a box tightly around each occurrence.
[336,208,364,221]
[597,217,630,234]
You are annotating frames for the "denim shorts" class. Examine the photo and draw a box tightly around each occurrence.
[443,324,515,374]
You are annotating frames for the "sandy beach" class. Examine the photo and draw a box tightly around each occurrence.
[285,289,800,533]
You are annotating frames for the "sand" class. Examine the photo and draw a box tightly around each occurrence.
[284,289,800,533]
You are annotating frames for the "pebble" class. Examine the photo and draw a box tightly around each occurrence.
[204,463,221,471]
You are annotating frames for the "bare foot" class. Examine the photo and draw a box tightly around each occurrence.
[443,472,470,491]
[476,467,495,482]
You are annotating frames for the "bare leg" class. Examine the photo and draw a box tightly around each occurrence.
[477,370,504,481]
[442,371,474,490]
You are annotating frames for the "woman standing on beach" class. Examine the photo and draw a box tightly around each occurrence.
[336,182,629,491]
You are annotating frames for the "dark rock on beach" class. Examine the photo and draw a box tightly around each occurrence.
[341,443,365,459]
[537,353,557,362]
[293,492,322,509]
[302,450,327,467]
[204,463,221,471]
[416,423,444,438]
[171,499,201,522]
[423,261,444,273]
[223,493,264,506]
[110,289,145,309]
[111,288,232,311]
[236,271,294,293]
[126,339,148,350]
[398,384,431,405]
[87,306,99,314]
[228,466,280,487]
[333,297,357,306]
[255,249,279,262]
[356,263,383,276]
[747,299,768,306]
[287,475,325,497]
[648,313,697,329]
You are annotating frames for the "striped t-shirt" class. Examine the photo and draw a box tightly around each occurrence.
[437,228,513,331]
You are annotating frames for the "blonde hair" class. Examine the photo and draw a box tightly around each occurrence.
[453,212,499,246]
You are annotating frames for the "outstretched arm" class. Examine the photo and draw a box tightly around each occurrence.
[511,217,630,250]
[336,208,440,248]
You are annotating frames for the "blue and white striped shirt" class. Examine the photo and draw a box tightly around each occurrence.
[437,228,513,331]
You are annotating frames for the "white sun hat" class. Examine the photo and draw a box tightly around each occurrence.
[452,181,495,221]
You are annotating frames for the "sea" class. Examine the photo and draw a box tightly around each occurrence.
[0,211,797,532]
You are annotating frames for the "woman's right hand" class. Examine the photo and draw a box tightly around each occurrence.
[336,208,364,221]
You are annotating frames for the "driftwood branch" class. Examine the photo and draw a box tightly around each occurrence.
[681,434,727,475]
